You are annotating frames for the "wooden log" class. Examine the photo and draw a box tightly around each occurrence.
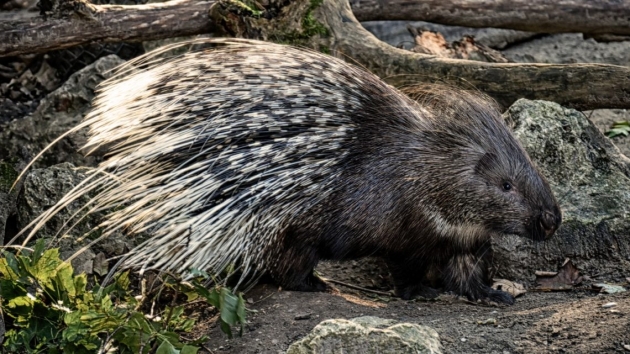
[351,0,630,36]
[0,0,214,57]
[314,0,630,110]
[3,0,630,110]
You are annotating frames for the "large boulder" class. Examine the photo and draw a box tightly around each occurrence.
[0,55,124,244]
[493,99,630,283]
[0,54,124,168]
[12,162,132,275]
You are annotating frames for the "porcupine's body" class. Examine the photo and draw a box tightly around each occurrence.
[19,38,561,304]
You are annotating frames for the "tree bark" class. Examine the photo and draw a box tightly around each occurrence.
[312,0,630,110]
[351,0,630,36]
[3,0,630,110]
[0,0,214,57]
[209,0,630,110]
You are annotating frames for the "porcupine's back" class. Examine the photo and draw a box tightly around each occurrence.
[19,39,428,288]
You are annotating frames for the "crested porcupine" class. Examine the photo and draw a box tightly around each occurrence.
[13,38,561,304]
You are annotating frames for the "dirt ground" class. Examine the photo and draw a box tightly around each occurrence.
[203,286,629,354]
[197,258,629,354]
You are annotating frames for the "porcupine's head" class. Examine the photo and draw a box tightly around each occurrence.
[400,86,561,244]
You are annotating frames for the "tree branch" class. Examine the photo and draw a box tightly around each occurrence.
[4,0,630,110]
[0,0,214,58]
[317,0,630,110]
[351,0,630,36]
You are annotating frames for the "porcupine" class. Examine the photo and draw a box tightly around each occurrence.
[14,38,561,304]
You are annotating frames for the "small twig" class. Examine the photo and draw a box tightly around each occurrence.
[202,343,216,353]
[322,277,394,296]
[163,285,179,326]
[250,288,280,305]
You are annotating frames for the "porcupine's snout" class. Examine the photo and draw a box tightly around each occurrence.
[540,206,562,239]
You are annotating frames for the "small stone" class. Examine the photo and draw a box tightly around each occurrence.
[602,302,617,308]
[294,313,312,320]
[477,318,497,325]
[593,283,627,294]
[623,344,630,351]
[460,337,467,342]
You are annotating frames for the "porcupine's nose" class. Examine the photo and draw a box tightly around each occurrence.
[541,206,561,239]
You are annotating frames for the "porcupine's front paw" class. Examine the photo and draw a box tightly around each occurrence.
[444,253,515,305]
[463,285,515,305]
[485,287,515,305]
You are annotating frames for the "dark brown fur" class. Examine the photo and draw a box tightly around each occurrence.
[266,85,561,304]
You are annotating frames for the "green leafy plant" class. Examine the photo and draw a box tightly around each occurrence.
[0,239,246,353]
[606,121,630,138]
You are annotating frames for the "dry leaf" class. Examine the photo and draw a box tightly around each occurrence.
[492,279,527,297]
[535,258,583,291]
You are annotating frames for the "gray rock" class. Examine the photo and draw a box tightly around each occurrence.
[286,316,442,354]
[493,99,630,283]
[503,33,630,66]
[10,162,97,273]
[0,54,124,168]
[13,162,136,270]
[16,162,91,240]
[0,55,124,246]
[0,160,21,244]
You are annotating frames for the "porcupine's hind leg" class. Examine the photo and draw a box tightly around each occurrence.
[386,257,440,300]
[442,252,514,305]
[266,227,329,292]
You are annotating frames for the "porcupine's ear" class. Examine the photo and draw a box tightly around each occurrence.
[474,152,498,175]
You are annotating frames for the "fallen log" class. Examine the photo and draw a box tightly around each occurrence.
[351,0,630,36]
[0,0,214,57]
[2,0,630,110]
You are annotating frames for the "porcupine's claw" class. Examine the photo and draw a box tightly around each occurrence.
[443,253,516,305]
[485,288,515,305]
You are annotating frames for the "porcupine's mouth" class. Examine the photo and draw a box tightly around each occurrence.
[530,221,547,242]
[528,212,560,242]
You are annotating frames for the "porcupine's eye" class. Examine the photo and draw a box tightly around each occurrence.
[502,182,512,191]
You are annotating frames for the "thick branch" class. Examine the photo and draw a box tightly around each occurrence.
[317,0,630,110]
[0,0,214,57]
[4,0,630,110]
[351,0,630,36]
